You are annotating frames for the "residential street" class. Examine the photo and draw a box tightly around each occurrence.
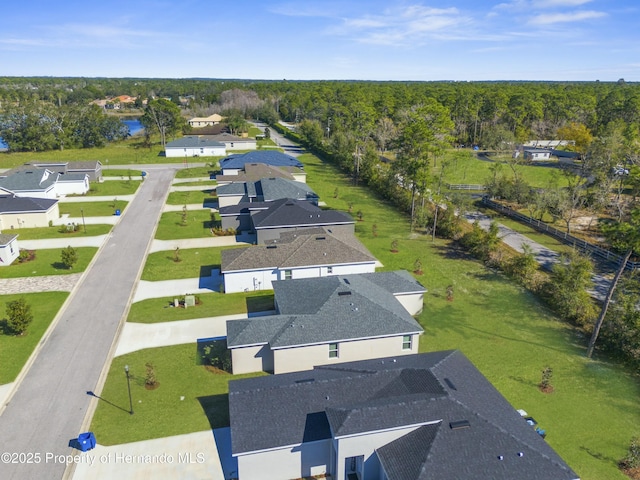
[0,168,176,480]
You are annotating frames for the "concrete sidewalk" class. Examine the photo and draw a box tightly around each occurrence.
[170,185,216,192]
[163,203,217,212]
[133,274,222,303]
[58,194,136,203]
[173,177,212,183]
[18,235,109,250]
[148,234,253,253]
[72,430,225,480]
[54,215,120,226]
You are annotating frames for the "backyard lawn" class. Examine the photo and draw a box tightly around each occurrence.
[174,166,218,179]
[85,179,140,196]
[166,189,217,206]
[0,247,98,278]
[0,292,69,384]
[141,246,246,281]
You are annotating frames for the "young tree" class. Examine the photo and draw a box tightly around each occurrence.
[4,297,33,335]
[61,245,78,269]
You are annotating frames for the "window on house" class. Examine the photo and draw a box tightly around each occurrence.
[329,343,339,358]
[284,270,292,280]
[402,335,412,350]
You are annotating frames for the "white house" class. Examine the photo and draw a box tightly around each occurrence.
[0,233,19,266]
[221,228,377,293]
[226,271,426,375]
[164,136,226,158]
[188,113,222,128]
[229,351,580,480]
[53,173,90,196]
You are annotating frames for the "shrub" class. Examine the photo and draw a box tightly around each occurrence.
[619,436,640,471]
[61,245,78,269]
[3,297,33,335]
[211,227,236,236]
[17,249,36,263]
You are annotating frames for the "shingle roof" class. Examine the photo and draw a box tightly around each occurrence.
[226,271,424,349]
[228,351,579,480]
[251,198,353,229]
[216,178,317,203]
[216,163,295,184]
[0,170,58,192]
[165,136,226,149]
[0,233,18,245]
[219,151,303,170]
[0,195,58,214]
[221,228,376,273]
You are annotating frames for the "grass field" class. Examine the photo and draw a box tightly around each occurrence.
[0,292,69,384]
[154,210,217,240]
[174,166,218,179]
[59,201,128,217]
[166,189,217,206]
[127,291,274,323]
[85,179,140,196]
[0,247,98,278]
[89,345,263,445]
[141,246,245,281]
[5,224,112,240]
[102,169,143,177]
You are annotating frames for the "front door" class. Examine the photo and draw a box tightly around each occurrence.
[345,455,364,480]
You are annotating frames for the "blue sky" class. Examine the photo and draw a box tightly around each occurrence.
[0,0,638,81]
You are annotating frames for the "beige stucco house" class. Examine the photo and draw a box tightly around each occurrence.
[226,270,426,375]
[0,196,60,229]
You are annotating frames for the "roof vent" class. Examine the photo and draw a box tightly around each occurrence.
[449,420,470,430]
[338,291,352,296]
[497,455,504,461]
[266,245,277,249]
[315,236,326,240]
[295,378,315,384]
[517,452,524,457]
[444,378,457,390]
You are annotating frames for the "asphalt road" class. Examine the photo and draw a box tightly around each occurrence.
[0,168,176,480]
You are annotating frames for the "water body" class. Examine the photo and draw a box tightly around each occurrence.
[122,118,144,136]
[0,118,144,150]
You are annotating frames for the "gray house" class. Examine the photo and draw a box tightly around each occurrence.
[4,161,103,182]
[229,350,579,480]
[216,177,318,208]
[221,227,378,293]
[226,270,426,375]
[219,151,305,182]
[215,162,297,185]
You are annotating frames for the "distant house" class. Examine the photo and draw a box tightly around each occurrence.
[5,161,103,182]
[221,227,377,293]
[164,136,226,158]
[523,140,573,148]
[522,148,552,161]
[0,196,59,229]
[226,270,426,375]
[0,170,58,199]
[188,113,223,128]
[216,178,318,208]
[219,151,305,182]
[0,233,19,266]
[205,133,257,151]
[229,350,580,480]
[0,167,89,198]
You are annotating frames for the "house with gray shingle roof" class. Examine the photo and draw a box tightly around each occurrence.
[164,136,226,158]
[226,270,425,375]
[216,162,297,185]
[0,233,19,266]
[219,151,305,182]
[0,196,59,229]
[5,161,103,182]
[0,168,89,198]
[216,177,318,208]
[228,350,579,480]
[221,227,377,293]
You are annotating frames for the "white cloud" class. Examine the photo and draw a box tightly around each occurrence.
[529,10,607,25]
[533,0,593,6]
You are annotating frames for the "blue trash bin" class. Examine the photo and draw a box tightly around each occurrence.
[77,432,96,452]
[114,209,121,216]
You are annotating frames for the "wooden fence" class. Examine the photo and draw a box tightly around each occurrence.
[481,197,640,271]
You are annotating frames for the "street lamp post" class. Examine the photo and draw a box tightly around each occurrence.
[80,208,86,233]
[124,365,134,415]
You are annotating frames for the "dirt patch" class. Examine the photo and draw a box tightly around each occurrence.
[144,382,160,391]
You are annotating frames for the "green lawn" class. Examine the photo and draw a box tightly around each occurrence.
[59,201,128,217]
[0,292,69,384]
[0,247,98,278]
[6,224,112,240]
[128,291,274,324]
[141,246,245,281]
[102,169,143,177]
[166,189,217,205]
[154,210,217,240]
[175,166,218,179]
[436,150,570,188]
[84,179,140,196]
[89,344,263,445]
